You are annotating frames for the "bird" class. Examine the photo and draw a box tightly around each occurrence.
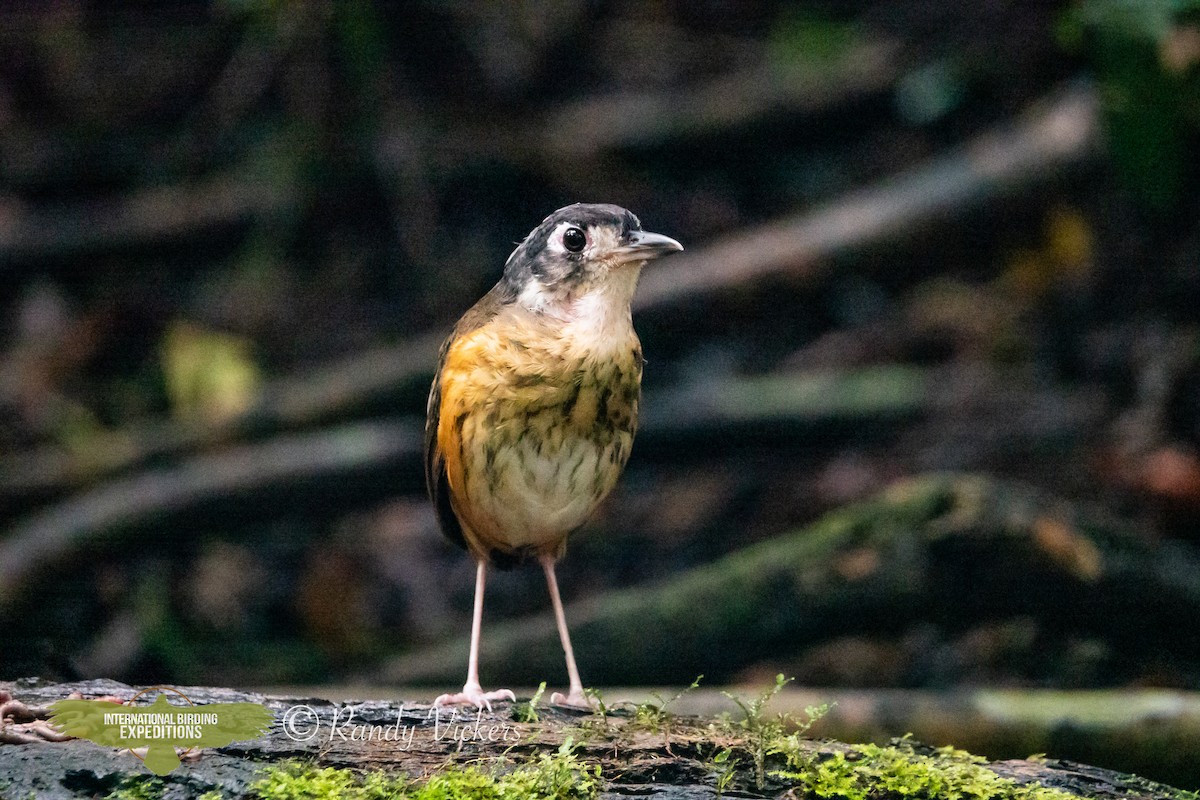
[425,203,683,709]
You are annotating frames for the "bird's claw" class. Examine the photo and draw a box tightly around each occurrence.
[433,685,515,711]
[0,690,71,744]
[550,690,596,710]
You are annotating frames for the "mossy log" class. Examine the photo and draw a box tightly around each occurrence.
[640,687,1200,791]
[1,679,1196,800]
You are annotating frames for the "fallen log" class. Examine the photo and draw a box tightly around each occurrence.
[626,687,1200,792]
[0,679,1195,800]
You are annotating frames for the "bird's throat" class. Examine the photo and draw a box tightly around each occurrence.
[516,264,642,357]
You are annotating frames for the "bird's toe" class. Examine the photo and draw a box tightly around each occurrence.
[433,686,515,711]
[550,690,596,710]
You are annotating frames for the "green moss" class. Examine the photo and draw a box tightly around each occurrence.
[249,739,599,800]
[104,776,166,800]
[105,778,227,800]
[251,763,409,799]
[773,739,1083,800]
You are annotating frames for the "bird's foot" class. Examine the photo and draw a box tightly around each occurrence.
[433,684,515,711]
[0,690,70,744]
[550,689,596,710]
[0,689,134,745]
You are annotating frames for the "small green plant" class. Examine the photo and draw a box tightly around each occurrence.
[197,792,226,800]
[720,673,795,789]
[609,675,703,754]
[630,675,703,732]
[500,737,602,799]
[583,686,609,717]
[705,675,831,793]
[512,681,547,724]
[711,746,740,798]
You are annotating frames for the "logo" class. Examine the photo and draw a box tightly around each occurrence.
[49,686,274,775]
[280,703,521,749]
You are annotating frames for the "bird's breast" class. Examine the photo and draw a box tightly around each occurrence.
[437,316,642,557]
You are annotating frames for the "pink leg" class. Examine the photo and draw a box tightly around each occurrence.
[434,560,515,710]
[541,554,594,708]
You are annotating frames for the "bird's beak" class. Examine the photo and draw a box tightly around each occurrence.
[614,230,684,263]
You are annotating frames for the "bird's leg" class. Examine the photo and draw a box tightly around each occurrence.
[540,554,595,709]
[434,560,515,710]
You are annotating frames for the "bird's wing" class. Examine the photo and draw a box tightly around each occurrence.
[203,702,275,745]
[47,699,129,745]
[425,283,510,552]
[426,332,468,552]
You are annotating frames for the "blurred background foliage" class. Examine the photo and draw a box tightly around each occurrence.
[1063,0,1200,208]
[2,0,1200,787]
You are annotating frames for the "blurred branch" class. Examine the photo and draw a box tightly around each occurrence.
[189,10,309,137]
[0,334,443,496]
[542,40,902,157]
[0,363,1104,604]
[381,474,1200,685]
[0,420,421,605]
[635,81,1100,308]
[375,37,904,184]
[0,170,299,262]
[0,82,1100,498]
[0,367,913,601]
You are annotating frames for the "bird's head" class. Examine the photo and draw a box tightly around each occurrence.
[501,203,682,317]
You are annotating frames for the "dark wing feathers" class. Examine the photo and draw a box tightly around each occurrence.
[425,333,468,552]
[424,282,514,552]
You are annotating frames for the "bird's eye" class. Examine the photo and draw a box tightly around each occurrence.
[562,227,586,253]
